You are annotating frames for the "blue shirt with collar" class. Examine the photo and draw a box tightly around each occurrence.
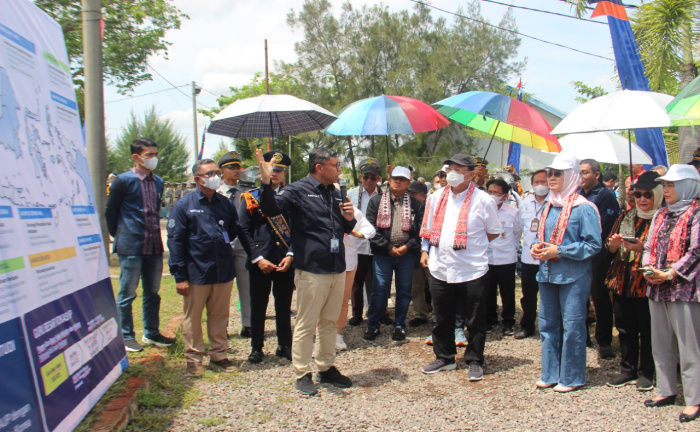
[167,188,243,284]
[258,174,356,274]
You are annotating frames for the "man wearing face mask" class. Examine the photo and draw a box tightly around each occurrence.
[516,169,549,339]
[106,137,174,353]
[419,154,502,381]
[485,178,522,336]
[167,159,245,375]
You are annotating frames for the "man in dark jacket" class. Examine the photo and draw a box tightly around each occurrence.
[364,166,424,342]
[105,137,174,353]
[239,151,295,364]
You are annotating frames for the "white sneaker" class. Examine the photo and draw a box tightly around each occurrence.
[335,334,347,351]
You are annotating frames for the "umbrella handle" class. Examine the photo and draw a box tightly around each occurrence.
[385,135,391,166]
[483,120,501,160]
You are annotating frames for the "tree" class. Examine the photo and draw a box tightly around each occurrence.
[571,80,608,103]
[35,0,188,113]
[107,107,190,181]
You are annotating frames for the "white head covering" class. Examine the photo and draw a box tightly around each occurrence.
[544,151,582,208]
[656,164,700,213]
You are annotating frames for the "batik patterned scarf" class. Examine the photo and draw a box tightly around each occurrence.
[420,181,476,250]
[377,190,411,231]
[647,199,699,266]
[537,193,581,245]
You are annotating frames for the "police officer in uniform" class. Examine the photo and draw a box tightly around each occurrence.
[216,151,253,337]
[240,151,294,363]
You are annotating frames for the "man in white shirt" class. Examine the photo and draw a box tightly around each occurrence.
[346,158,384,326]
[515,169,549,339]
[485,178,522,336]
[419,154,502,381]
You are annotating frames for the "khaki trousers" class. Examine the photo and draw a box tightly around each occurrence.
[183,280,233,364]
[336,268,358,332]
[292,270,345,379]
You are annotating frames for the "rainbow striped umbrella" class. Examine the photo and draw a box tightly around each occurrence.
[667,74,700,126]
[434,91,561,157]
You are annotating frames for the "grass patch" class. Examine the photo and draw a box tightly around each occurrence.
[196,417,227,427]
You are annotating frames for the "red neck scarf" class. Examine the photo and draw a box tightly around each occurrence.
[648,199,699,266]
[538,193,580,245]
[377,190,411,231]
[420,182,476,250]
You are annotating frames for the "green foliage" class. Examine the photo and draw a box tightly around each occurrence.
[571,80,608,103]
[107,107,190,181]
[35,0,188,117]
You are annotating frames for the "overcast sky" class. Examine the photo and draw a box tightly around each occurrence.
[103,0,644,160]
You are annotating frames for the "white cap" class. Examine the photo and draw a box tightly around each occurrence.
[441,164,449,172]
[656,164,700,182]
[391,166,411,180]
[545,151,580,172]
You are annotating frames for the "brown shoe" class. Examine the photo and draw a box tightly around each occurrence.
[209,358,236,372]
[186,362,203,376]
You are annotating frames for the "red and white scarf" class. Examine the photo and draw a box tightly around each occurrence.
[420,182,476,250]
[537,193,585,245]
[377,190,411,231]
[647,199,699,266]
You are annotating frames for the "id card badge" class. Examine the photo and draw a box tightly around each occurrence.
[330,238,340,253]
[223,231,231,243]
[530,218,540,232]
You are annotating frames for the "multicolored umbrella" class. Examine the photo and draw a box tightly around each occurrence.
[433,91,561,157]
[325,95,449,164]
[667,74,700,125]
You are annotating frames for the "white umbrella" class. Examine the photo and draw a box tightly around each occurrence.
[559,132,653,165]
[551,90,674,135]
[207,94,337,138]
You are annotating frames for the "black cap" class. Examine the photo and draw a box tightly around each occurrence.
[263,151,291,171]
[359,157,381,175]
[407,181,428,194]
[218,151,242,168]
[474,157,488,167]
[443,154,475,169]
[631,171,661,190]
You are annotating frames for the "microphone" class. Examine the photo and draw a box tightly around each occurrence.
[339,178,348,213]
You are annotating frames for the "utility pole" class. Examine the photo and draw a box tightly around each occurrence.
[192,81,201,160]
[82,0,109,255]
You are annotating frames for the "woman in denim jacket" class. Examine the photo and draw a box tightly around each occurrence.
[531,152,601,392]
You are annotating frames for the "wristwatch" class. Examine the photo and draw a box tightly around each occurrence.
[665,271,674,281]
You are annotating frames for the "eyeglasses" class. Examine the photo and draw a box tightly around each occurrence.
[487,191,504,197]
[580,170,594,176]
[320,161,342,170]
[362,174,378,181]
[547,169,563,178]
[633,191,654,199]
[198,170,222,178]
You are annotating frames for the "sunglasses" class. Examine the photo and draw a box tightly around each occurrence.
[633,191,654,199]
[362,174,378,181]
[320,161,342,170]
[547,169,563,178]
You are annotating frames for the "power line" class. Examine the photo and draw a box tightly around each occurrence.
[409,0,614,62]
[105,85,189,104]
[479,0,605,25]
[145,63,213,110]
[201,88,224,99]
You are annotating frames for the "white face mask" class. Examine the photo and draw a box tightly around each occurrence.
[446,171,465,188]
[200,175,221,190]
[139,156,158,171]
[490,195,503,205]
[533,185,549,196]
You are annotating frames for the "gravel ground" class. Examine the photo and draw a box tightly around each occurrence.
[163,290,694,432]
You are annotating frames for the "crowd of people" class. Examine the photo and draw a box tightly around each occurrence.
[105,137,700,423]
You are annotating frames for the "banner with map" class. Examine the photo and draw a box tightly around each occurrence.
[0,1,126,431]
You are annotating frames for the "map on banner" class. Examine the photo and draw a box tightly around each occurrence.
[0,1,125,431]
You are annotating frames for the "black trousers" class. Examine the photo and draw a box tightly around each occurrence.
[519,263,540,333]
[351,254,374,319]
[612,293,654,378]
[249,264,294,351]
[430,274,488,365]
[486,263,517,328]
[591,258,614,347]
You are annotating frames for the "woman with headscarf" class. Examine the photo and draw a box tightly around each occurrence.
[641,164,700,423]
[604,171,662,391]
[530,152,602,392]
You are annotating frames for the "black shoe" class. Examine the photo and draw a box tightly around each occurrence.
[363,328,380,341]
[275,346,292,361]
[124,339,143,352]
[317,366,352,388]
[348,316,363,326]
[485,323,497,333]
[644,395,677,407]
[606,373,637,388]
[379,316,394,326]
[408,318,428,327]
[248,350,263,363]
[392,327,406,341]
[636,375,654,391]
[679,406,700,423]
[514,329,534,340]
[240,327,251,338]
[586,335,594,348]
[295,373,318,395]
[599,345,615,359]
[142,334,175,347]
[502,326,514,336]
